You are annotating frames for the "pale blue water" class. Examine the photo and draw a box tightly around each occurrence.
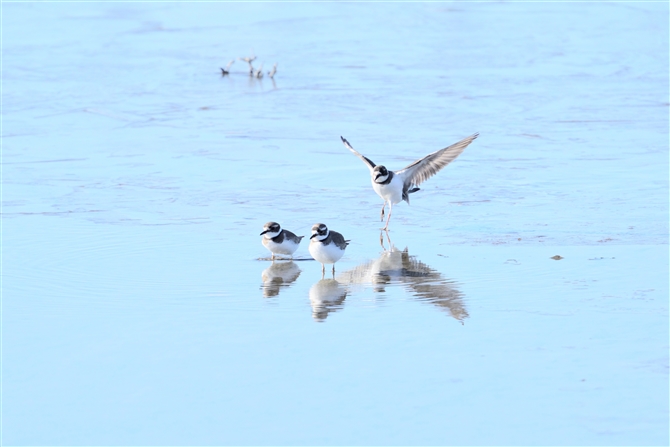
[3,2,668,445]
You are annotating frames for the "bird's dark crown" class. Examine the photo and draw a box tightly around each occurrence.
[312,223,328,234]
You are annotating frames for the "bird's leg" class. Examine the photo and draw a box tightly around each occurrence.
[380,203,386,222]
[271,254,275,262]
[379,231,386,250]
[332,265,336,275]
[321,263,325,274]
[382,202,393,231]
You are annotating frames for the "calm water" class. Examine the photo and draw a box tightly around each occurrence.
[3,2,668,445]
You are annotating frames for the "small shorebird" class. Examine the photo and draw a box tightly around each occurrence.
[308,223,349,275]
[341,133,479,230]
[220,60,234,75]
[260,222,304,260]
[267,63,277,78]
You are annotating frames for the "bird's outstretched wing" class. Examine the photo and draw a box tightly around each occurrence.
[396,133,478,187]
[341,136,376,173]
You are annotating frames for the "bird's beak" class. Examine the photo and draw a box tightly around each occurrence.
[310,233,318,239]
[375,173,382,180]
[260,230,268,235]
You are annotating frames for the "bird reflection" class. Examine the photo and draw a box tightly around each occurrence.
[337,231,468,322]
[260,261,301,298]
[309,279,347,322]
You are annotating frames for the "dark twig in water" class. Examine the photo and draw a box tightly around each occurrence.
[220,59,234,75]
[255,63,264,78]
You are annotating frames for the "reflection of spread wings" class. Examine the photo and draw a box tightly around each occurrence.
[396,133,478,189]
[398,255,468,322]
[337,248,468,322]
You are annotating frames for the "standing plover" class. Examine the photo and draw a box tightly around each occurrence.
[341,133,478,230]
[308,223,349,274]
[220,60,234,75]
[260,222,304,260]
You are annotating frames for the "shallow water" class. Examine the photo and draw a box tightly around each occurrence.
[3,2,668,445]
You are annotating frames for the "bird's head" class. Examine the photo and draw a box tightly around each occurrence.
[310,223,329,241]
[260,222,281,238]
[373,165,390,183]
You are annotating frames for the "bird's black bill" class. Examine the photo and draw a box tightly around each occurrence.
[260,230,268,235]
[310,233,318,239]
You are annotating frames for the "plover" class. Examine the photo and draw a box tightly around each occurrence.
[267,63,277,78]
[260,222,304,260]
[309,223,349,274]
[341,133,479,230]
[220,60,234,75]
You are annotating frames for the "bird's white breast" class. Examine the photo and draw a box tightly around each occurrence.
[372,174,404,205]
[263,237,300,255]
[309,240,345,264]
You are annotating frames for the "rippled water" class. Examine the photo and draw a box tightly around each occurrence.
[3,2,668,445]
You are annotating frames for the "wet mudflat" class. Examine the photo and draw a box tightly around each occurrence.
[3,2,668,445]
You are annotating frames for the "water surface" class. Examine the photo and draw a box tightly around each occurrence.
[3,2,668,445]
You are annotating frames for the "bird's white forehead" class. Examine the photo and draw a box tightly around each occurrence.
[312,224,327,232]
